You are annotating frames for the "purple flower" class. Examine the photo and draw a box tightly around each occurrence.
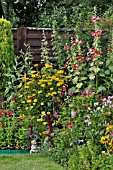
[60,92,64,96]
[54,112,58,119]
[88,91,92,96]
[68,92,74,96]
[94,102,98,107]
[81,91,87,96]
[78,139,83,144]
[71,109,76,118]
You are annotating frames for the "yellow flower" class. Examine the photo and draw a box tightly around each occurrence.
[34,99,37,103]
[41,102,44,105]
[19,114,25,119]
[18,94,23,98]
[34,64,38,67]
[30,106,34,109]
[27,99,31,103]
[10,101,15,106]
[41,111,45,115]
[109,140,113,148]
[21,101,25,104]
[47,112,50,115]
[17,83,22,88]
[25,107,29,110]
[43,122,47,125]
[50,87,53,90]
[41,84,45,87]
[31,70,37,74]
[52,92,57,95]
[106,125,113,133]
[37,118,43,122]
[100,136,110,144]
[38,90,42,94]
[32,93,36,96]
[25,86,29,89]
[45,64,52,68]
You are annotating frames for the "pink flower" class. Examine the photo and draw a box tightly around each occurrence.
[97,30,102,36]
[91,31,96,36]
[68,46,72,50]
[92,15,96,24]
[82,104,88,108]
[71,109,76,118]
[110,131,113,136]
[0,110,3,114]
[73,38,78,46]
[63,45,66,50]
[1,101,7,105]
[11,97,15,101]
[81,91,87,96]
[54,112,58,119]
[74,64,78,70]
[86,56,90,61]
[6,110,13,116]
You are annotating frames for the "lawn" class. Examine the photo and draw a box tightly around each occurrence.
[0,153,66,170]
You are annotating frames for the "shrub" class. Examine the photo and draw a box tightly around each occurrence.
[0,17,15,101]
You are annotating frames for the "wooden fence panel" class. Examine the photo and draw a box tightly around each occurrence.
[12,27,75,64]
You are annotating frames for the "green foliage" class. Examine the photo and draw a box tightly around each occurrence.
[68,141,113,170]
[0,17,15,101]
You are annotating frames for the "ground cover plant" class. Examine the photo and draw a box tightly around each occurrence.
[0,6,113,170]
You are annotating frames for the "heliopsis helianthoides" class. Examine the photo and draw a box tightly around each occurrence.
[109,140,113,148]
[106,125,113,133]
[100,136,110,144]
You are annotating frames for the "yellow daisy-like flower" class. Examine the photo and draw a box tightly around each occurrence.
[109,140,113,148]
[43,122,48,125]
[47,112,50,115]
[34,99,37,103]
[18,94,23,98]
[30,106,34,109]
[41,102,44,105]
[100,136,110,144]
[52,92,57,95]
[27,99,31,103]
[45,63,52,68]
[17,83,22,88]
[41,84,45,87]
[50,87,54,90]
[25,86,29,89]
[25,107,29,110]
[37,118,43,122]
[10,101,15,106]
[38,90,43,94]
[19,114,25,119]
[41,111,45,115]
[106,125,113,133]
[31,70,37,74]
[21,101,25,104]
[34,64,38,67]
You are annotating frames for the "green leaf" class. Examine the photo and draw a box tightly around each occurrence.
[89,74,95,80]
[97,86,106,93]
[105,70,110,75]
[68,87,76,92]
[72,76,78,84]
[106,59,111,65]
[93,67,100,73]
[76,82,83,89]
[109,77,113,82]
[80,77,87,81]
[109,66,113,72]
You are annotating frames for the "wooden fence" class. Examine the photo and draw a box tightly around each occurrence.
[12,27,75,64]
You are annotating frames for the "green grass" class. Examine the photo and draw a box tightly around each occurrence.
[0,153,66,170]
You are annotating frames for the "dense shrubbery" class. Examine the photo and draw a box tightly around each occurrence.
[0,6,113,169]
